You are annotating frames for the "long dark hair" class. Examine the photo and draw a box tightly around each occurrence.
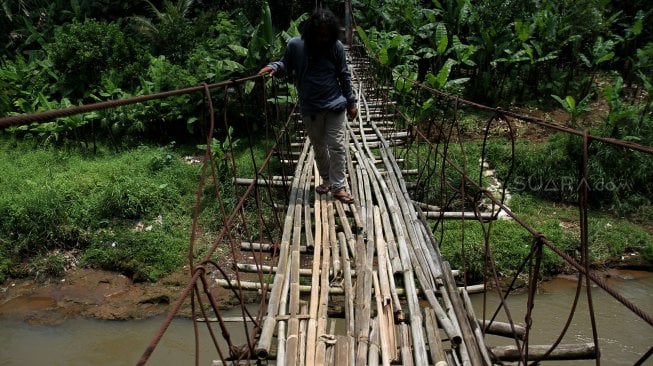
[301,8,340,57]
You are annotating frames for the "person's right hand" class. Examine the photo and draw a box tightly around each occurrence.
[258,66,276,77]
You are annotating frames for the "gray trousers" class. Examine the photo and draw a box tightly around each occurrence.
[304,109,347,190]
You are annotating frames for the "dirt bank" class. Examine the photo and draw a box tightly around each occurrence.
[0,266,241,326]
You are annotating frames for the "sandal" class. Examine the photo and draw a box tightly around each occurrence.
[333,188,355,204]
[316,182,331,194]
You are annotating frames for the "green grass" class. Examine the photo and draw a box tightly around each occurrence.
[1,130,650,284]
[0,139,204,282]
[437,192,653,281]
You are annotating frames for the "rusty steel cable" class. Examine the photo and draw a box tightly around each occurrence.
[581,130,602,365]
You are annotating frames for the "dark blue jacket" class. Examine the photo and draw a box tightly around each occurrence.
[268,37,357,116]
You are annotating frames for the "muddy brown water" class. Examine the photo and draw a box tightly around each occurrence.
[1,269,651,365]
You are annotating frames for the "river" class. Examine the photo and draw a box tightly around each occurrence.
[1,270,651,365]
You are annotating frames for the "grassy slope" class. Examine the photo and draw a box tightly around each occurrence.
[1,124,651,284]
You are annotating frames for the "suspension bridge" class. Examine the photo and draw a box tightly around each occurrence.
[2,41,652,366]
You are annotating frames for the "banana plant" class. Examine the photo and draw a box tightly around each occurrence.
[244,1,274,70]
[579,35,618,95]
[551,93,593,127]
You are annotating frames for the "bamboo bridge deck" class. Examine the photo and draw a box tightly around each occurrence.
[212,49,596,366]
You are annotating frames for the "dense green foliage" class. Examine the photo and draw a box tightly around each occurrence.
[354,0,652,105]
[355,0,651,215]
[1,1,651,283]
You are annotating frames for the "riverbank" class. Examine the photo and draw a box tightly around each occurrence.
[1,263,650,325]
[0,266,239,325]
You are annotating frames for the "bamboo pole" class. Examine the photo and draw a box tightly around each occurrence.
[275,259,291,366]
[412,200,442,212]
[461,289,493,366]
[368,318,380,366]
[353,231,368,365]
[314,190,332,365]
[299,303,308,365]
[398,323,415,366]
[235,263,314,277]
[488,343,596,362]
[214,278,482,296]
[335,335,350,366]
[442,261,485,365]
[422,211,497,220]
[256,141,311,358]
[477,320,526,340]
[286,150,313,366]
[379,203,402,274]
[329,201,342,280]
[373,207,392,306]
[232,177,292,186]
[373,271,394,366]
[338,232,356,366]
[335,200,357,261]
[286,252,301,365]
[305,164,324,366]
[355,168,374,366]
[240,241,308,253]
[345,127,361,211]
[439,275,470,365]
[352,167,364,230]
[305,177,315,252]
[424,308,449,366]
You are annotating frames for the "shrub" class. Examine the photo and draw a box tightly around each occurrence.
[46,19,144,99]
[0,141,202,282]
[487,133,653,214]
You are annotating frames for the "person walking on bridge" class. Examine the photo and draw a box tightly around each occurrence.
[258,8,358,204]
